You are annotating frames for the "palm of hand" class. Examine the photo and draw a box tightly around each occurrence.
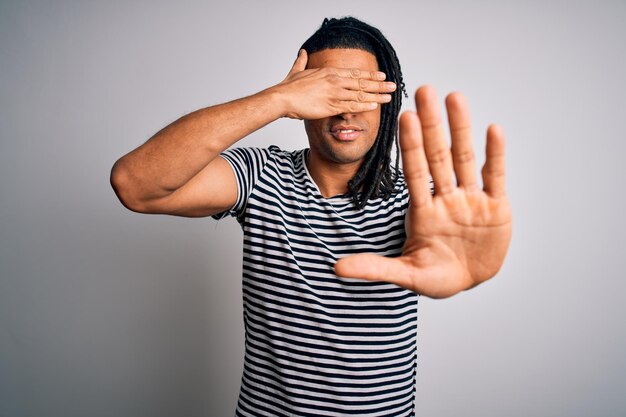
[399,185,512,298]
[335,86,512,298]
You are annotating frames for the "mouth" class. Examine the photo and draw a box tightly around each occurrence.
[329,125,364,141]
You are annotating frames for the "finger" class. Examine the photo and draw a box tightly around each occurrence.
[338,78,396,94]
[286,49,308,77]
[446,92,478,190]
[416,86,455,195]
[399,111,432,208]
[482,124,507,198]
[337,101,379,114]
[333,67,387,81]
[337,89,393,105]
[335,254,416,291]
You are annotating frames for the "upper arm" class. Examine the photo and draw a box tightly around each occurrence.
[142,156,238,218]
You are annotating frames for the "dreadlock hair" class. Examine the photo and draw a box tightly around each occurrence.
[300,16,407,209]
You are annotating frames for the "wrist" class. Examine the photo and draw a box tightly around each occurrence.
[260,84,295,119]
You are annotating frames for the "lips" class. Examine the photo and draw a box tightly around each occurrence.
[329,125,364,141]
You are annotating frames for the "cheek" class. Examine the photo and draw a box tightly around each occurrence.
[367,108,382,137]
[304,120,320,138]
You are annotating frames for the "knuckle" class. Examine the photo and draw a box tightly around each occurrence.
[454,148,475,164]
[482,164,505,177]
[428,147,450,164]
[463,182,481,193]
[321,68,335,78]
[350,68,361,78]
[451,125,472,141]
[409,166,429,181]
[347,102,359,113]
[356,91,367,102]
[324,75,340,87]
[328,101,341,114]
[358,78,368,90]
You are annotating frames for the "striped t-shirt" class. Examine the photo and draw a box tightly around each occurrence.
[214,146,418,416]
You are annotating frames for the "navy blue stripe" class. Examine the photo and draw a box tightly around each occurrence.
[244,295,417,331]
[246,335,417,373]
[241,367,416,407]
[239,370,416,416]
[245,313,417,349]
[245,301,417,339]
[242,263,415,304]
[243,353,415,389]
[244,228,405,258]
[243,279,418,316]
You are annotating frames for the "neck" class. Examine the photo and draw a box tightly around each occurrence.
[306,150,361,198]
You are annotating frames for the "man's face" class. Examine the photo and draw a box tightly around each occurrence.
[304,48,381,166]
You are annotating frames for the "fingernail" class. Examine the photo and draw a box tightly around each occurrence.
[377,72,386,80]
[387,82,396,90]
[370,102,378,109]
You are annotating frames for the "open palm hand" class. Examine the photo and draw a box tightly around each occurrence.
[335,86,512,298]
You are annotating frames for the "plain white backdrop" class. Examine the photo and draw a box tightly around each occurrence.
[1,1,625,416]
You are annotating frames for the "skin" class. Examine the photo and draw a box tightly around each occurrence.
[302,49,384,197]
[110,48,393,216]
[110,47,512,298]
[335,87,513,298]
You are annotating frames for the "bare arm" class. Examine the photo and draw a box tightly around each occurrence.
[110,90,285,216]
[110,50,396,217]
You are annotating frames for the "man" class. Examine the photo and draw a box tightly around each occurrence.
[111,17,512,417]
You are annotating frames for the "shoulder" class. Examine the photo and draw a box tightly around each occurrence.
[227,145,303,162]
[220,145,304,170]
[267,145,305,161]
[260,146,309,175]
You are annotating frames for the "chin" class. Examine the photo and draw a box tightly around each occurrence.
[324,144,370,165]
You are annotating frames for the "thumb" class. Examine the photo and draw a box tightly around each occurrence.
[286,49,308,78]
[335,253,413,289]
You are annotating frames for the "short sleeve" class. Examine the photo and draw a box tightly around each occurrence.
[211,146,274,221]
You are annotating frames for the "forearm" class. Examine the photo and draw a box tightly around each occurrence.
[111,87,285,207]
